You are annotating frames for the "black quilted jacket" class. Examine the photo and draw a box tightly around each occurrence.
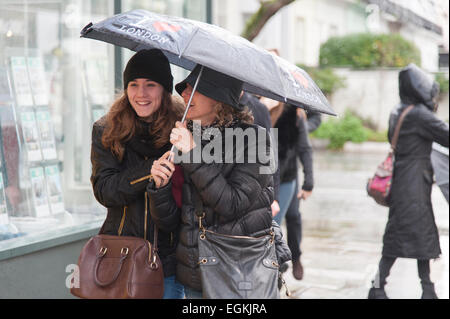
[147,121,291,291]
[90,117,179,277]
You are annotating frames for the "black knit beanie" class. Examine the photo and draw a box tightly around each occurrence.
[123,49,173,93]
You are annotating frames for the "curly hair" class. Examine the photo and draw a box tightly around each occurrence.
[101,90,184,161]
[213,103,254,127]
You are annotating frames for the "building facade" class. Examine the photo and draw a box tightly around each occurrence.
[212,0,448,72]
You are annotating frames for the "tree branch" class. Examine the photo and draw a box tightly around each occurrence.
[241,0,297,42]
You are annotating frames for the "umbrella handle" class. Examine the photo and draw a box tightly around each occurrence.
[169,65,204,161]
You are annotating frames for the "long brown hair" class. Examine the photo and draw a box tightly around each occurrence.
[101,90,184,161]
[269,102,284,126]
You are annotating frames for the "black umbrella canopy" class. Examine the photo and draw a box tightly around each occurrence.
[431,143,449,203]
[81,9,336,116]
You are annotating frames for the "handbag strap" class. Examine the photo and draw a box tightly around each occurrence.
[193,187,206,234]
[391,104,414,151]
[117,193,158,259]
[145,192,158,259]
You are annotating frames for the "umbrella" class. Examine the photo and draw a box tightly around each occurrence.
[80,9,336,116]
[431,143,449,204]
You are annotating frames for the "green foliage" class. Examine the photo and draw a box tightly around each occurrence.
[319,33,421,68]
[435,72,449,96]
[366,129,388,142]
[298,64,346,96]
[311,110,369,149]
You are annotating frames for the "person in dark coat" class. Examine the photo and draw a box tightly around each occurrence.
[282,109,320,280]
[260,94,314,281]
[261,48,317,281]
[147,65,291,299]
[368,63,449,299]
[270,105,314,225]
[240,92,281,215]
[90,49,186,299]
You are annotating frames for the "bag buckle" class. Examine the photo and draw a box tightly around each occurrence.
[150,254,158,269]
[98,247,107,257]
[120,247,129,256]
[198,213,206,239]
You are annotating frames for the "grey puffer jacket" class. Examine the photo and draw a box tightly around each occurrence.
[148,121,291,291]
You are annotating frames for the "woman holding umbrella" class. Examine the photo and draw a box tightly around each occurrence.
[90,49,185,299]
[148,65,291,298]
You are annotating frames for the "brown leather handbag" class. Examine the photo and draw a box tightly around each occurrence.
[71,193,164,299]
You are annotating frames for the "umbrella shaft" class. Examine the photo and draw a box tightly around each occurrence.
[169,65,204,160]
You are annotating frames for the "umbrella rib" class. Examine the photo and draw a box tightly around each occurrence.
[178,26,200,59]
[270,54,289,105]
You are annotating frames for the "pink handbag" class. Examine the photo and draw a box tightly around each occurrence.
[367,105,413,206]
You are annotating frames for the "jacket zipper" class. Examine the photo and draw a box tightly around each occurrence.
[130,174,153,185]
[118,206,127,236]
[130,155,153,185]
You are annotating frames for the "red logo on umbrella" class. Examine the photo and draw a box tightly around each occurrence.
[291,70,309,89]
[153,21,181,33]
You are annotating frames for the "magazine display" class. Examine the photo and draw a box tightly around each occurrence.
[20,110,42,162]
[27,56,49,106]
[35,109,57,160]
[9,56,33,107]
[0,67,13,103]
[29,166,50,218]
[4,51,65,220]
[44,165,64,214]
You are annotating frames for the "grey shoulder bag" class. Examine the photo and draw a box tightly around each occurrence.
[193,189,280,299]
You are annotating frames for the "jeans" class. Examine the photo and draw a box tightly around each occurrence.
[285,179,302,260]
[163,276,185,299]
[274,180,296,225]
[184,286,203,299]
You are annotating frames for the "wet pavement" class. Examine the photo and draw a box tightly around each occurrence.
[279,145,449,299]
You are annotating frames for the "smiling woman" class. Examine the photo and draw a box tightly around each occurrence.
[89,49,185,299]
[101,49,181,160]
[127,79,164,120]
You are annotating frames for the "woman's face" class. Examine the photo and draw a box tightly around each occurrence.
[127,78,164,120]
[181,83,217,126]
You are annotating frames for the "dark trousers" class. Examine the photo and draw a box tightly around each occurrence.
[285,179,302,261]
[374,256,432,288]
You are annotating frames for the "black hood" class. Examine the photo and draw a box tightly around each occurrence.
[399,63,439,111]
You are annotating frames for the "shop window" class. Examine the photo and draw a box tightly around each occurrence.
[0,0,209,254]
[0,0,114,245]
